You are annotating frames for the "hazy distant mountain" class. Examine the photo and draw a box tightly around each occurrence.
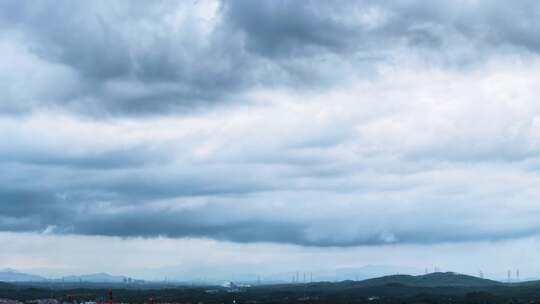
[333,265,424,280]
[357,272,502,287]
[139,264,424,283]
[221,264,422,284]
[61,272,128,283]
[0,269,48,282]
[274,265,424,282]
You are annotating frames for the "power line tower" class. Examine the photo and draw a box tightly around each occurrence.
[516,269,520,282]
[507,270,511,283]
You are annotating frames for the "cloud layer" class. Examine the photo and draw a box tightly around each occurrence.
[3,0,540,115]
[2,0,540,247]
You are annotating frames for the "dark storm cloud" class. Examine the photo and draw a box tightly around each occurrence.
[0,1,251,115]
[3,185,540,246]
[3,147,540,247]
[1,0,540,115]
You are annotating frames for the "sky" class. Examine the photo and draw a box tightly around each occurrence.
[2,0,540,282]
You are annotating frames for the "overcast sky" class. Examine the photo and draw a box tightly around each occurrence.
[2,0,540,281]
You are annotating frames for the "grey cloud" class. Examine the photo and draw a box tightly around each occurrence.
[223,0,360,57]
[1,1,252,115]
[4,188,540,246]
[2,99,540,247]
[2,1,540,115]
[3,151,540,246]
[3,0,540,248]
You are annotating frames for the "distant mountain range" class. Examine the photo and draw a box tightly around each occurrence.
[0,269,514,288]
[0,269,129,283]
[60,272,129,283]
[129,263,425,284]
[0,269,47,282]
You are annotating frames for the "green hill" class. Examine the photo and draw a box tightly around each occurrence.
[356,272,502,287]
